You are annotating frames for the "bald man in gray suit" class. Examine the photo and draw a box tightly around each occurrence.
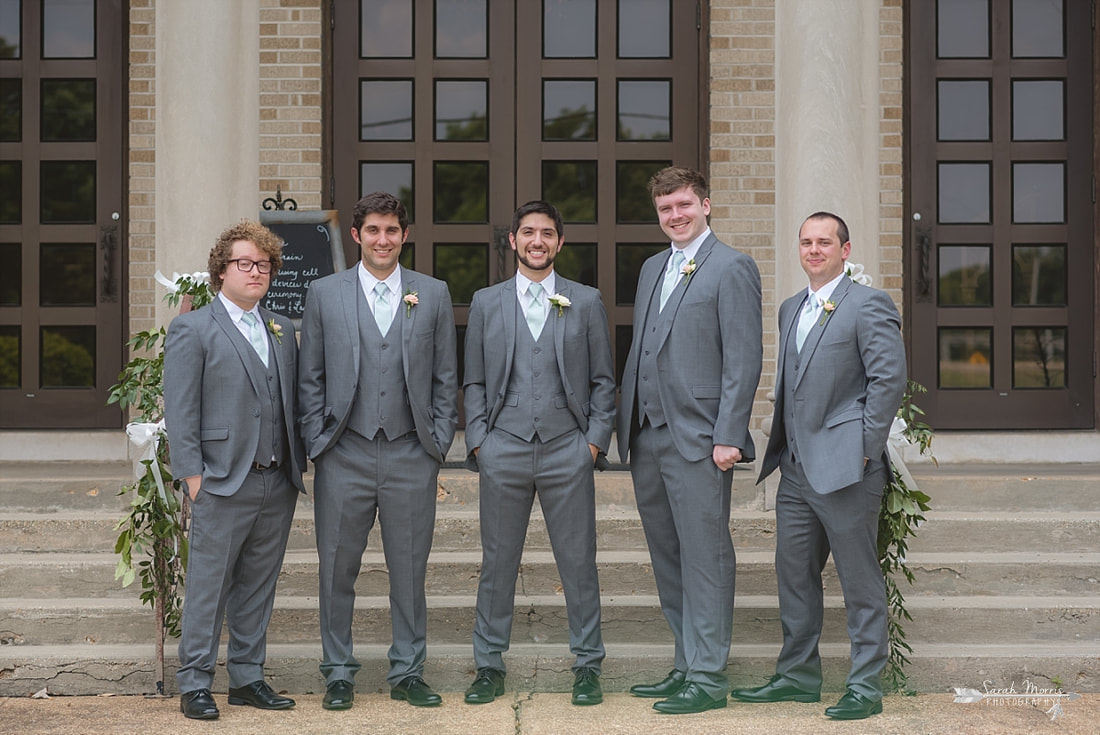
[617,167,763,715]
[298,192,458,710]
[165,220,305,720]
[731,211,906,720]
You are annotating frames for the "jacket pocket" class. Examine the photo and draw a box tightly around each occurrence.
[824,406,863,428]
[691,385,721,399]
[200,427,229,441]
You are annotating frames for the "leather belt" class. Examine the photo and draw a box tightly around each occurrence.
[251,459,280,471]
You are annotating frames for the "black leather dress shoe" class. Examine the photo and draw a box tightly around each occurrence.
[391,675,442,707]
[652,682,727,714]
[825,690,883,720]
[322,680,354,710]
[464,668,505,704]
[730,674,820,703]
[571,668,603,706]
[227,680,295,710]
[180,689,219,720]
[629,669,686,698]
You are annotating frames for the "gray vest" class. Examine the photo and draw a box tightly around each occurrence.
[244,330,287,467]
[346,287,416,441]
[636,277,673,428]
[493,309,577,442]
[781,313,805,462]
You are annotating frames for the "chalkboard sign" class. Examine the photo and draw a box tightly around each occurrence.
[259,210,346,323]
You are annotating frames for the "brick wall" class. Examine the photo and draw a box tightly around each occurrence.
[259,0,324,210]
[879,0,904,312]
[127,0,157,340]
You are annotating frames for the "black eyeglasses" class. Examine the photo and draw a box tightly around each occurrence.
[228,258,274,274]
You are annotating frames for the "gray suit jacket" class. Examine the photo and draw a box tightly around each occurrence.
[297,266,458,463]
[463,275,616,471]
[164,298,306,496]
[758,276,907,494]
[617,233,763,463]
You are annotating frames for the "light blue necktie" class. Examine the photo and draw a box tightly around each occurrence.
[240,311,269,367]
[374,282,392,335]
[526,282,546,339]
[659,250,686,312]
[795,294,820,353]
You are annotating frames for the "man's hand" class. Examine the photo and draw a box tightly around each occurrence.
[712,445,742,472]
[183,475,201,501]
[589,443,599,464]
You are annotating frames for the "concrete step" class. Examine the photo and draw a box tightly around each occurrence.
[7,549,1100,601]
[5,595,1098,648]
[908,463,1100,512]
[1,641,1095,697]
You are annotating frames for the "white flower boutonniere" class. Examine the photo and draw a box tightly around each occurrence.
[818,300,837,326]
[548,293,571,317]
[680,258,697,280]
[403,289,419,317]
[267,318,283,344]
[845,262,873,286]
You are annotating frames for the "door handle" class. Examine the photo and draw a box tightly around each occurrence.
[100,213,119,302]
[915,225,931,303]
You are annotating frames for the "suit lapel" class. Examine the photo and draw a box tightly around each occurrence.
[551,277,571,387]
[653,236,716,353]
[499,278,518,375]
[211,298,264,397]
[258,306,290,407]
[340,267,362,377]
[399,270,417,375]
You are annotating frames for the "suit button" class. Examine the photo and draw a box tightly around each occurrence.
[533,371,541,377]
[381,344,388,349]
[380,391,386,396]
[253,410,261,417]
[534,394,541,400]
[533,348,541,354]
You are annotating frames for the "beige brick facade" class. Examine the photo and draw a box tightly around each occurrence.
[127,0,157,340]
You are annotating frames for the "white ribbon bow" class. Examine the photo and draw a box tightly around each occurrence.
[886,416,918,497]
[154,270,210,293]
[126,419,169,503]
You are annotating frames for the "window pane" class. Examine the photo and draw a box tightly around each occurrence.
[40,325,95,387]
[0,161,19,223]
[43,0,94,58]
[1013,80,1064,141]
[0,325,18,387]
[938,245,991,306]
[1012,0,1063,58]
[1013,162,1064,223]
[360,80,413,140]
[1013,327,1065,388]
[618,80,670,140]
[41,79,96,142]
[554,243,596,287]
[435,0,486,58]
[542,161,597,223]
[360,162,414,221]
[616,242,665,305]
[435,80,487,141]
[434,243,486,304]
[0,77,20,140]
[40,161,95,223]
[433,161,488,222]
[1013,245,1066,305]
[938,0,989,58]
[544,0,595,58]
[938,327,992,388]
[618,0,670,58]
[937,80,989,141]
[40,243,95,306]
[0,0,20,58]
[0,242,19,305]
[361,0,412,58]
[938,163,990,224]
[543,80,596,140]
[616,161,669,223]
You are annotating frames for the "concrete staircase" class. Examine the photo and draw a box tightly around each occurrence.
[1,460,1098,697]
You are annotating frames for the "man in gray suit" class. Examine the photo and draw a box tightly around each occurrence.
[298,192,458,709]
[618,167,762,714]
[730,211,906,720]
[462,200,615,707]
[165,219,305,720]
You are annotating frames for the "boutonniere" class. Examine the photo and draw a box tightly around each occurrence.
[680,258,697,280]
[403,289,419,317]
[548,293,571,317]
[267,318,283,344]
[818,300,836,326]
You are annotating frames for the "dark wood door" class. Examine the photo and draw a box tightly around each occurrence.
[907,0,1093,429]
[0,0,126,428]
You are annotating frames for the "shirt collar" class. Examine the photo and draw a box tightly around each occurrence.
[808,271,847,305]
[218,291,261,323]
[358,262,402,297]
[669,227,711,267]
[516,270,556,300]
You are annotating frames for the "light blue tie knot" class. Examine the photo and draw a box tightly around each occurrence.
[795,293,821,353]
[374,282,392,335]
[526,282,546,339]
[240,311,269,367]
[660,250,687,311]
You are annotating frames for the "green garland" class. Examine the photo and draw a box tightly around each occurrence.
[878,380,935,693]
[107,275,213,695]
